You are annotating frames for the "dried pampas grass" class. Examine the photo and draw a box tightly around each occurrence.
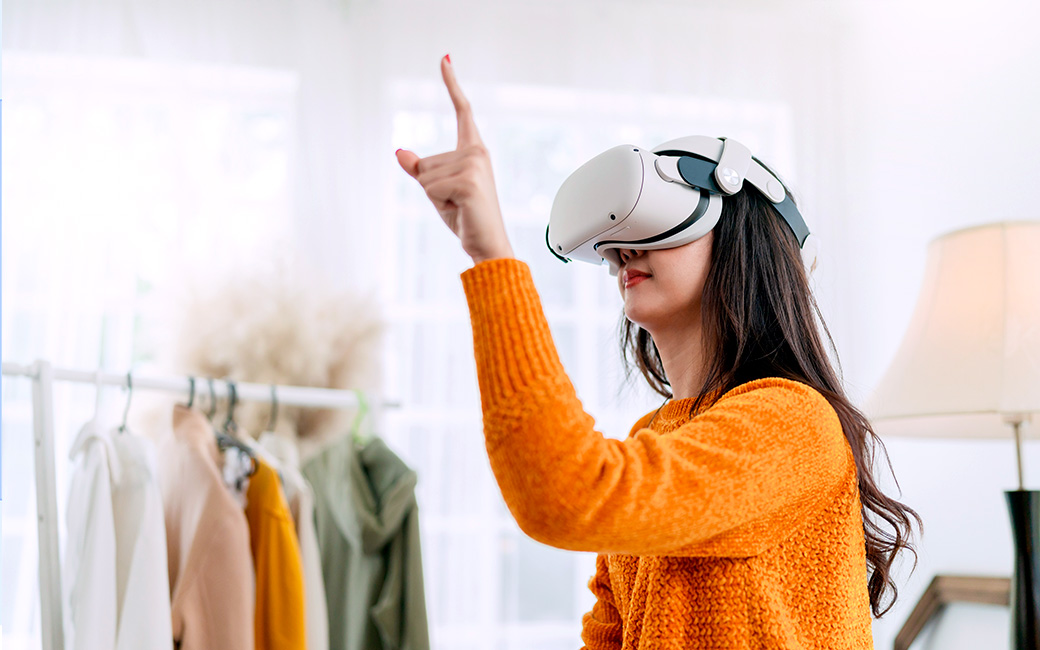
[144,252,385,457]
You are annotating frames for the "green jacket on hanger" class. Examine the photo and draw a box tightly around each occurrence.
[303,435,430,650]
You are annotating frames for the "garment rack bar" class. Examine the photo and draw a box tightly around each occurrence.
[2,361,400,410]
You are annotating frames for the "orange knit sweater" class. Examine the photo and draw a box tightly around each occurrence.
[460,258,874,649]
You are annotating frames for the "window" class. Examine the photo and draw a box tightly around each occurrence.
[1,53,297,649]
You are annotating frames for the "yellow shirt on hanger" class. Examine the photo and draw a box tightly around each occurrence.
[245,459,308,650]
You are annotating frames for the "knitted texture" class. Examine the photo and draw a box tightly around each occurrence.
[460,258,874,649]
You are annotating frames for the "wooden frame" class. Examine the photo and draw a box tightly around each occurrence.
[895,574,1010,650]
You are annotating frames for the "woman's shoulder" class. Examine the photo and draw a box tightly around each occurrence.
[627,377,842,439]
[712,377,846,446]
[719,376,833,408]
[716,376,839,419]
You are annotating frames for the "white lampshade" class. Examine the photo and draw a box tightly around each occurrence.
[864,221,1040,439]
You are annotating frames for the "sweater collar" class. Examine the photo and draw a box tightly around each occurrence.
[652,386,725,426]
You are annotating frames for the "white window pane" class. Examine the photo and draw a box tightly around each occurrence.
[438,429,496,517]
[511,224,577,309]
[433,531,497,626]
[499,531,578,623]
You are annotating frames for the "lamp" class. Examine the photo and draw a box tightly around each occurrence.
[865,221,1040,649]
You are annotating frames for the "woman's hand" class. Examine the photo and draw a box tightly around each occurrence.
[395,56,515,264]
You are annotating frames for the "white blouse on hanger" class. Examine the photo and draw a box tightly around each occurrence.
[64,419,173,650]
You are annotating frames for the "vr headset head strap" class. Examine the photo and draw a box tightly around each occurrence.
[651,136,810,247]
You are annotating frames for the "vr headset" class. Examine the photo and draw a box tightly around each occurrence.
[545,136,818,276]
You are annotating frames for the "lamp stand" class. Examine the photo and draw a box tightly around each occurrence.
[1006,490,1040,649]
[1007,419,1040,649]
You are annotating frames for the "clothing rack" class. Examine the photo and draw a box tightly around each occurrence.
[1,359,400,650]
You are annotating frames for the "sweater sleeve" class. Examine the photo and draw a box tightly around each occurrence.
[580,555,623,650]
[461,259,853,557]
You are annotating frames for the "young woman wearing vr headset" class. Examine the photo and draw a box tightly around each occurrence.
[396,56,919,649]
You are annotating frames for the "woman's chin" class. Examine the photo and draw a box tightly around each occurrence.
[623,305,663,332]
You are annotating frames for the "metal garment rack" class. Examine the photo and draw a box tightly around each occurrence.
[1,359,398,650]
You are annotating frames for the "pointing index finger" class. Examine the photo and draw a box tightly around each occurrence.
[441,55,482,149]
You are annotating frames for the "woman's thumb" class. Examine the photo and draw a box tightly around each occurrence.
[395,149,421,178]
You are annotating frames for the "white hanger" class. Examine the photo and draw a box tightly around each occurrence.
[67,370,123,483]
[92,369,104,423]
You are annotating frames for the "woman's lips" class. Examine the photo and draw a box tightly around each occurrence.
[623,270,651,289]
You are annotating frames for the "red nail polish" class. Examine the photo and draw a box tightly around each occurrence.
[444,54,451,64]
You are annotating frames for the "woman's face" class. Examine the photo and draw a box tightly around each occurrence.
[616,232,714,334]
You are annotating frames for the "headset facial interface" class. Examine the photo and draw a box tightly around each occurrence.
[545,136,817,276]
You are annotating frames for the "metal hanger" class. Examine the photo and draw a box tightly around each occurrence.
[265,385,278,433]
[118,372,133,433]
[70,370,109,457]
[223,381,239,436]
[206,378,218,422]
[185,376,196,409]
[214,381,257,476]
[92,369,105,424]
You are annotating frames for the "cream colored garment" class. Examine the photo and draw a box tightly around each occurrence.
[159,406,254,650]
[64,420,173,650]
[258,432,329,650]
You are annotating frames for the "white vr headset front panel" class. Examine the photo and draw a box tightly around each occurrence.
[547,137,817,276]
[548,145,722,273]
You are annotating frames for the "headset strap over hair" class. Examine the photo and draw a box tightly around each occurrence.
[652,136,811,248]
[714,138,752,195]
[772,195,811,246]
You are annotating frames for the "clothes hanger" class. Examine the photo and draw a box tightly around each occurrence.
[69,369,107,460]
[205,376,243,448]
[93,369,105,423]
[250,385,291,489]
[351,389,372,447]
[206,377,218,422]
[118,372,132,434]
[69,369,124,481]
[214,381,257,477]
[184,376,196,409]
[222,381,239,437]
[265,385,278,434]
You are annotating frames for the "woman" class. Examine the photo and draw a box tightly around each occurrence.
[396,55,919,649]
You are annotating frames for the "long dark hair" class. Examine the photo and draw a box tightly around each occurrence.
[620,183,921,617]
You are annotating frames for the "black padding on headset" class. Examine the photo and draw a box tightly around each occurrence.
[675,156,726,194]
[594,190,712,251]
[670,155,810,248]
[772,195,810,247]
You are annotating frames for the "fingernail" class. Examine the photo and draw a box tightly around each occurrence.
[444,54,451,64]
